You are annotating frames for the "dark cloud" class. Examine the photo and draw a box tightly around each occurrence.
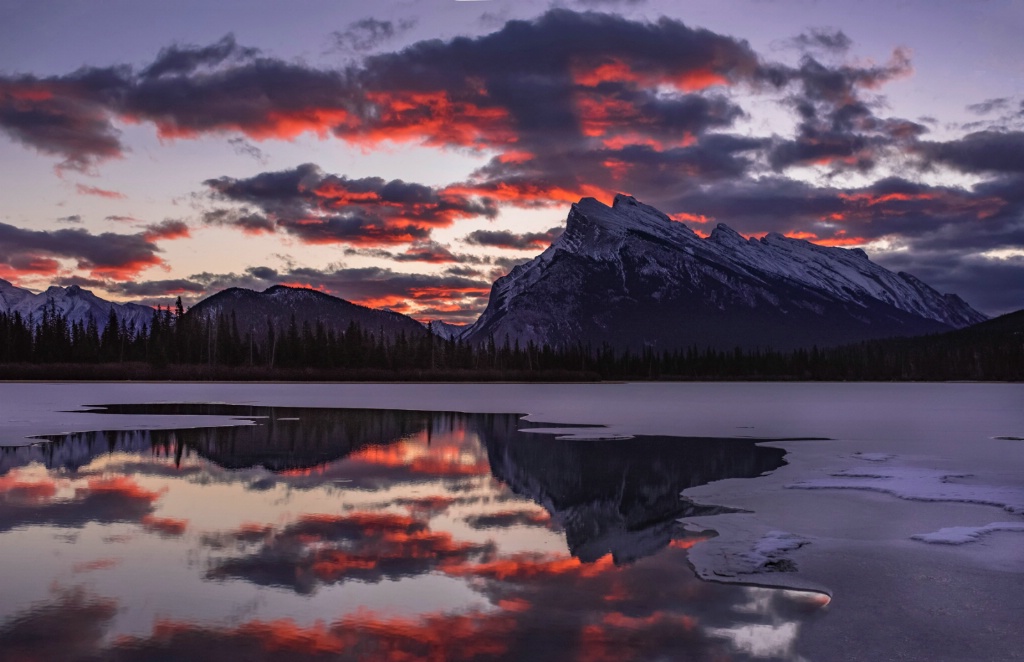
[577,0,647,6]
[787,28,852,54]
[0,473,160,533]
[657,175,1022,314]
[916,131,1024,175]
[0,588,118,661]
[57,214,82,224]
[0,221,174,280]
[445,265,486,277]
[763,49,918,173]
[345,240,487,264]
[0,10,766,172]
[331,17,416,53]
[1,9,928,200]
[142,219,190,241]
[966,97,1011,115]
[464,509,554,530]
[464,226,564,250]
[874,251,1024,316]
[107,278,208,297]
[203,163,497,246]
[0,70,126,172]
[203,513,493,593]
[140,34,259,79]
[227,137,266,163]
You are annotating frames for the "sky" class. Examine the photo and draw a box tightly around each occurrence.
[1,0,1022,323]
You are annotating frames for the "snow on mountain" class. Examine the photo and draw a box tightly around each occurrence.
[0,280,154,330]
[425,320,467,341]
[464,195,986,351]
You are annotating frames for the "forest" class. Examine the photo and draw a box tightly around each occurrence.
[0,298,1020,382]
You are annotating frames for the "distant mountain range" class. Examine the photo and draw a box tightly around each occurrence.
[2,195,994,352]
[461,195,986,351]
[0,279,154,331]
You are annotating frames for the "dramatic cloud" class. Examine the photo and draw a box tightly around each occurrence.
[140,34,259,79]
[203,163,497,246]
[107,278,208,297]
[204,513,493,593]
[0,220,185,281]
[464,226,564,250]
[0,10,778,179]
[2,8,1020,317]
[0,471,162,533]
[765,48,918,173]
[916,131,1024,175]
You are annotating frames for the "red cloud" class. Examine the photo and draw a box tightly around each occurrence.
[141,514,188,536]
[342,91,517,149]
[82,476,163,502]
[0,470,59,503]
[572,58,731,92]
[75,184,127,199]
[142,220,191,242]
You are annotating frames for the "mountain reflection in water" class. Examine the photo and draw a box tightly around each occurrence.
[0,405,825,661]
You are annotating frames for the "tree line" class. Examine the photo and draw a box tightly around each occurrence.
[0,298,1020,381]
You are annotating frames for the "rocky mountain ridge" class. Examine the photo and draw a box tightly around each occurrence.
[462,195,985,351]
[0,279,154,331]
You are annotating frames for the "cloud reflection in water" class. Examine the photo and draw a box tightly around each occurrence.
[0,405,826,660]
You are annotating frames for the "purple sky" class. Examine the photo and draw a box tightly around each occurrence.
[1,0,1022,321]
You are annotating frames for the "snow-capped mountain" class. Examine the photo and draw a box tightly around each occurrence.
[463,195,986,351]
[425,320,467,341]
[479,419,784,564]
[0,279,154,330]
[189,285,426,339]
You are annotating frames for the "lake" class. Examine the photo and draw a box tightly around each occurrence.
[0,382,1021,660]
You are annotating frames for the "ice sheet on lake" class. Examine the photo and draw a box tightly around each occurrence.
[912,522,1024,545]
[685,518,817,582]
[787,467,1024,515]
[850,452,895,462]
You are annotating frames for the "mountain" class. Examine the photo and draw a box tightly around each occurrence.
[0,279,154,330]
[425,320,467,341]
[463,195,987,351]
[477,415,785,564]
[189,285,425,339]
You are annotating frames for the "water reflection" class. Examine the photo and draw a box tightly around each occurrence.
[0,405,822,660]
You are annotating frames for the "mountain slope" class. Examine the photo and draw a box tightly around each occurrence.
[426,320,467,341]
[189,285,426,339]
[464,195,986,351]
[0,280,154,330]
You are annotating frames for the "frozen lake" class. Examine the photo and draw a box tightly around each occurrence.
[0,382,1021,660]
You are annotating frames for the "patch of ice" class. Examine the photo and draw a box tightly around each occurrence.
[911,522,1024,545]
[851,452,895,462]
[694,528,812,578]
[787,467,1024,515]
[705,622,804,660]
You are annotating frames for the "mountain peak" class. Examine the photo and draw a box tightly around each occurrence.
[464,196,986,351]
[562,194,696,252]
